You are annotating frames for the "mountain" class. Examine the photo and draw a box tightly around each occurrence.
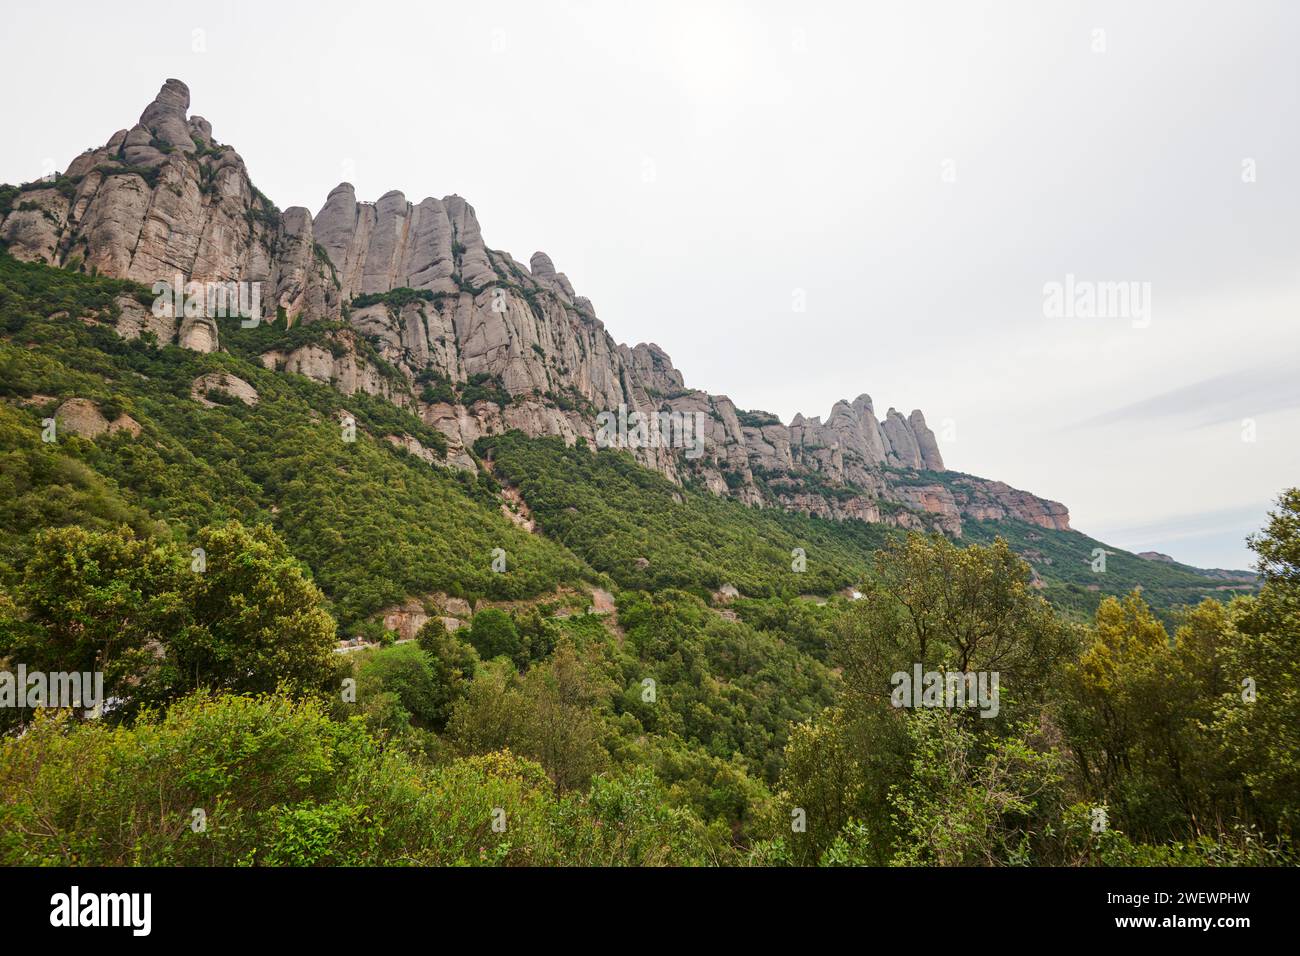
[1138,550,1258,582]
[0,78,1083,540]
[2,76,1287,871]
[3,76,1258,618]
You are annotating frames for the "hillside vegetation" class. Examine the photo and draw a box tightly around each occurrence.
[961,518,1255,620]
[0,252,590,627]
[1,253,1294,866]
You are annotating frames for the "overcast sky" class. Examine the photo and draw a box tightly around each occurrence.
[4,0,1297,569]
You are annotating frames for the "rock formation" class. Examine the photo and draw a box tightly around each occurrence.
[54,398,142,439]
[191,372,258,407]
[1,79,339,329]
[0,79,1071,536]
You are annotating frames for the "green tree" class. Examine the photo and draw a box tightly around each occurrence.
[449,640,612,791]
[153,522,337,699]
[3,525,186,711]
[357,643,443,728]
[776,707,869,864]
[771,535,1077,864]
[465,607,523,663]
[888,709,1065,866]
[2,522,338,716]
[836,534,1077,719]
[415,620,479,728]
[1247,488,1300,584]
[357,630,478,732]
[1060,591,1246,841]
[1212,490,1300,836]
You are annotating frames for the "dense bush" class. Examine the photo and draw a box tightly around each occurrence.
[0,693,722,865]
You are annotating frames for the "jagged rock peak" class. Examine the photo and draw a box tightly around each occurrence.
[0,77,345,332]
[0,77,1077,537]
[625,342,686,394]
[909,409,945,471]
[530,251,557,278]
[314,183,495,296]
[139,79,195,153]
[150,77,190,108]
[783,394,942,472]
[527,250,578,301]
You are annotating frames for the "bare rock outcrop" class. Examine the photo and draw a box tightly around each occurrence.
[54,398,141,439]
[909,409,945,471]
[191,372,258,407]
[380,599,430,642]
[114,294,174,343]
[260,330,408,407]
[943,477,1072,531]
[5,78,1072,542]
[386,433,442,465]
[178,314,219,353]
[0,79,339,330]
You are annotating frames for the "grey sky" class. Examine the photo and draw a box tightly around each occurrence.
[4,0,1297,569]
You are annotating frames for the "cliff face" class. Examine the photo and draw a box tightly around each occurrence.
[0,79,1069,536]
[1,80,340,339]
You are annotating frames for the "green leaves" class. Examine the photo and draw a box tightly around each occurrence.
[4,522,338,718]
[1249,488,1300,584]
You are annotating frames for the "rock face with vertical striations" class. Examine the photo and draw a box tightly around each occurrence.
[1,77,1069,536]
[0,79,341,339]
[909,410,945,471]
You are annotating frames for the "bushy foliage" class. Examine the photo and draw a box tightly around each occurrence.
[762,509,1300,865]
[0,522,338,726]
[0,252,589,627]
[481,431,892,597]
[0,693,722,865]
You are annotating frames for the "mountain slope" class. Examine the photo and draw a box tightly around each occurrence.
[0,78,1077,541]
[0,251,591,627]
[2,246,1245,623]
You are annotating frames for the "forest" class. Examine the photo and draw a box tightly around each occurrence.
[0,252,1295,866]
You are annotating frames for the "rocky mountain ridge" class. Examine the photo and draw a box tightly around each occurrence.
[0,79,1070,536]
